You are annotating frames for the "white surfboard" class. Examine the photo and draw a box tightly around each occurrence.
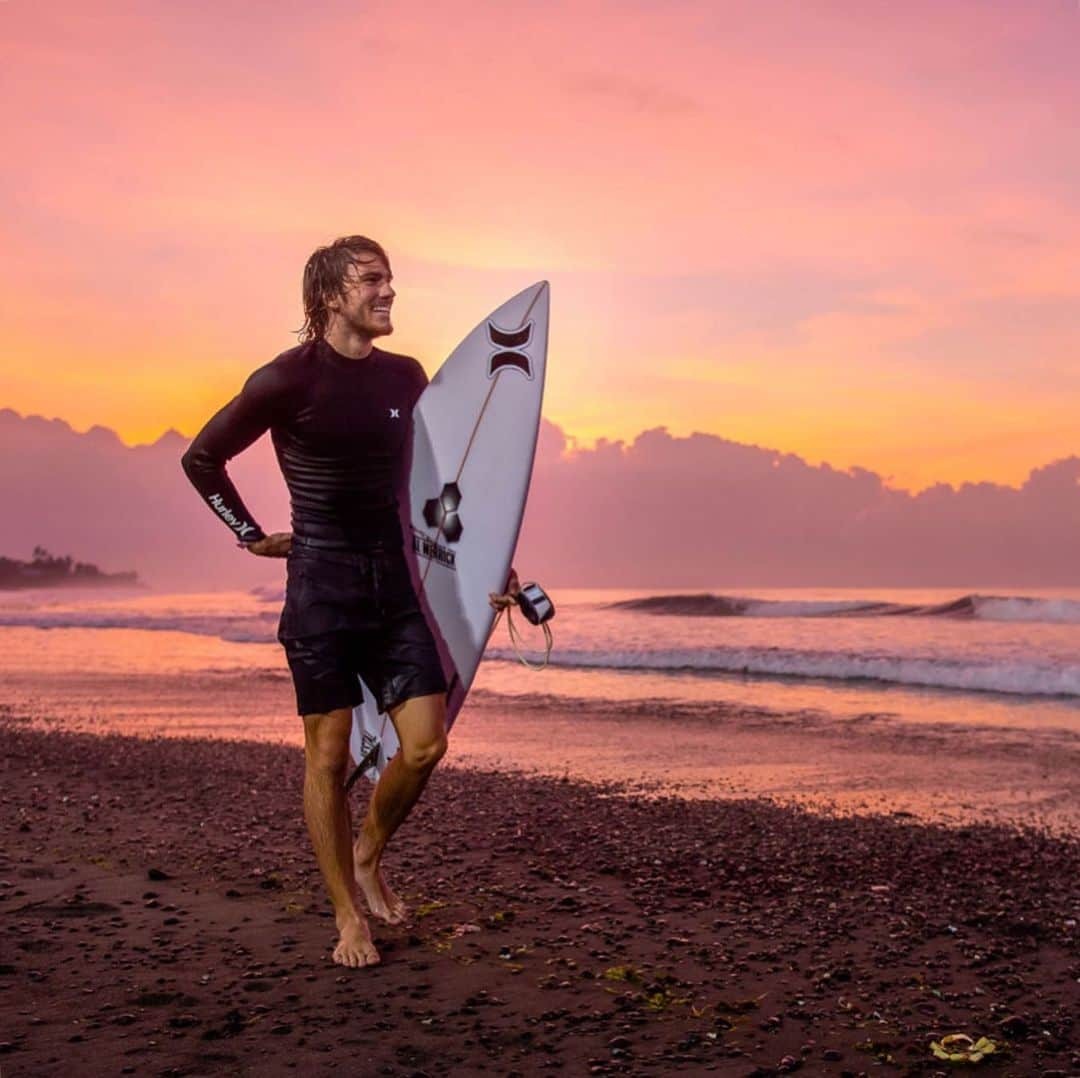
[349,282,550,781]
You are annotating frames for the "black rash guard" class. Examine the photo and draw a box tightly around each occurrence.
[181,338,429,550]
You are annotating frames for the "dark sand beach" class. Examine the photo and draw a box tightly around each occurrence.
[2,720,1078,1077]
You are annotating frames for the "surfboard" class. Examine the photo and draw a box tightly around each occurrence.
[349,282,550,780]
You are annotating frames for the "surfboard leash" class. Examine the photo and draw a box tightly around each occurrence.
[499,605,554,670]
[493,582,555,670]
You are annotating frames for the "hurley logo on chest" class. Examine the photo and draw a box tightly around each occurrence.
[388,408,400,419]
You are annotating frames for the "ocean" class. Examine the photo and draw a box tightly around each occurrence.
[2,584,1079,723]
[3,584,1079,827]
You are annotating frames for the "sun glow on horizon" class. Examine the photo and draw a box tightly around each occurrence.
[2,1,1078,496]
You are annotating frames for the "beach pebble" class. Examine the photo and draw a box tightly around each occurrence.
[2,723,1075,1078]
[998,1014,1028,1038]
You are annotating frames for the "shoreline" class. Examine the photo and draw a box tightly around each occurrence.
[5,679,1079,834]
[2,723,1077,1076]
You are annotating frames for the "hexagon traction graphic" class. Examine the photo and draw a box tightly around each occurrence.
[422,482,463,543]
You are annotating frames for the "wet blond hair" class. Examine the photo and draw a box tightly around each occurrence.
[298,235,390,343]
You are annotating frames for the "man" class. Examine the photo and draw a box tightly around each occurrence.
[182,236,514,969]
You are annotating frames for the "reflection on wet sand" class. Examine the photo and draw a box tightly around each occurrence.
[3,626,1076,834]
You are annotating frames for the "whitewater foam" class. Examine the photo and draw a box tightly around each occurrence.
[486,645,1080,698]
[610,592,1080,625]
[0,609,278,644]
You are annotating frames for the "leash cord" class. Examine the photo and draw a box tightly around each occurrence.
[493,603,554,670]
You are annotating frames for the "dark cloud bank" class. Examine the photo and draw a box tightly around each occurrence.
[1,408,1076,590]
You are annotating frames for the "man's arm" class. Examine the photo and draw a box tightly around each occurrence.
[180,363,286,547]
[392,355,431,501]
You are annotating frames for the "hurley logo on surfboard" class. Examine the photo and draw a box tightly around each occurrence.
[486,321,534,379]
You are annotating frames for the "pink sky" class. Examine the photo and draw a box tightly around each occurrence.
[2,0,1078,490]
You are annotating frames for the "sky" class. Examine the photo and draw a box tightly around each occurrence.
[1,0,1078,491]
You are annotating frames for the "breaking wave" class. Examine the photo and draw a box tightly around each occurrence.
[609,593,1080,625]
[484,645,1080,698]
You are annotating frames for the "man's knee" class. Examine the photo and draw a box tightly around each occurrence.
[400,731,448,773]
[306,743,347,777]
[303,711,352,777]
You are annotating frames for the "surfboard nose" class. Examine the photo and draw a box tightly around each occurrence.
[501,281,548,332]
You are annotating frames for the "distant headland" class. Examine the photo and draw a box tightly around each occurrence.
[0,547,139,590]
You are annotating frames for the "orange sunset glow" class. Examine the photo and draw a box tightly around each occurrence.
[2,1,1079,490]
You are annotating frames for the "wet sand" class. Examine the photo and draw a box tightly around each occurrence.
[455,694,1080,835]
[1,721,1078,1076]
[5,656,1080,834]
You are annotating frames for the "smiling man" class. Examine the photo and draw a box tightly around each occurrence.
[181,236,450,968]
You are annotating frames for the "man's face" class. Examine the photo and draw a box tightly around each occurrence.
[331,255,395,338]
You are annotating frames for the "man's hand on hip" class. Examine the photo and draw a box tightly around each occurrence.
[243,532,293,558]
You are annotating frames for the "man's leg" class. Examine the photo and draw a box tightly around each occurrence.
[303,708,380,968]
[353,692,448,923]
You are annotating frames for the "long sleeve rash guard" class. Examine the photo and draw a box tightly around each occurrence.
[181,338,429,549]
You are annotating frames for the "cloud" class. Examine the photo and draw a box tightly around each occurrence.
[515,421,1080,587]
[1,408,1075,591]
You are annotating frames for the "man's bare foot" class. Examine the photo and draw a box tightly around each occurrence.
[333,912,380,969]
[353,840,408,925]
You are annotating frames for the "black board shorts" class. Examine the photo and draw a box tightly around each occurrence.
[278,538,447,717]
